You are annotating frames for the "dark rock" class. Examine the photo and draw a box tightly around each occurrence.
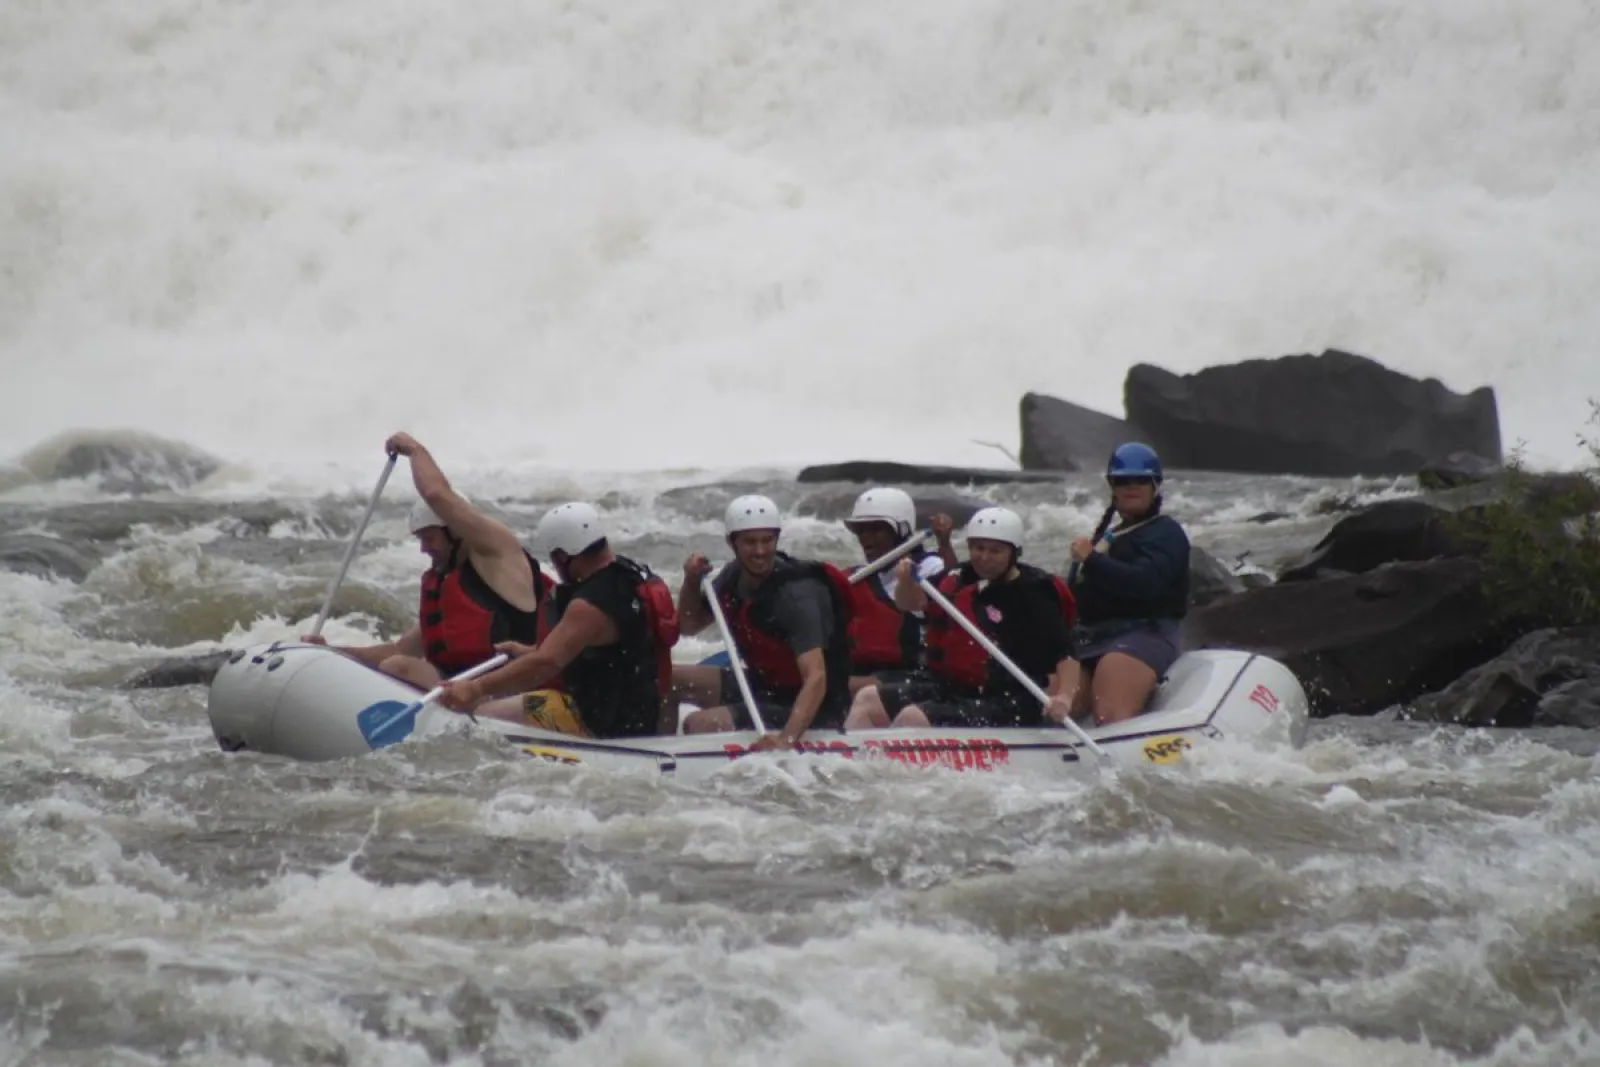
[1403,626,1600,729]
[1124,350,1501,476]
[1312,494,1364,516]
[795,488,992,531]
[0,534,100,582]
[1189,546,1247,608]
[1018,392,1144,472]
[1278,500,1459,582]
[1246,511,1292,525]
[796,462,1062,486]
[912,495,989,528]
[46,433,222,494]
[1182,558,1515,716]
[1419,452,1501,491]
[122,651,234,690]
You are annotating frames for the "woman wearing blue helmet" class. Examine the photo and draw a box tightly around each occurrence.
[1063,442,1190,725]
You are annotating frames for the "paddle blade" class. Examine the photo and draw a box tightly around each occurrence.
[698,650,732,668]
[357,699,420,749]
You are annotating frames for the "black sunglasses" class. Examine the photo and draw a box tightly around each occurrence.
[1107,475,1156,487]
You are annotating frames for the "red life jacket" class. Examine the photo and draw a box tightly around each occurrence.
[845,551,930,672]
[613,556,681,696]
[418,547,550,674]
[714,554,855,692]
[924,564,1077,689]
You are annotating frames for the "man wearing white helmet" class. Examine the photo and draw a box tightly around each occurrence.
[437,502,681,738]
[302,432,551,688]
[845,506,1079,730]
[671,494,855,750]
[840,487,957,689]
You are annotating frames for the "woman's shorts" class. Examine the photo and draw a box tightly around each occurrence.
[1074,620,1182,678]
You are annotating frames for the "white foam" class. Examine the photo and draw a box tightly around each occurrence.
[2,0,1597,481]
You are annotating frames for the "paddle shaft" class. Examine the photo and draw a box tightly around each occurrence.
[380,653,510,740]
[309,453,399,638]
[916,578,1110,760]
[847,529,932,586]
[699,570,768,736]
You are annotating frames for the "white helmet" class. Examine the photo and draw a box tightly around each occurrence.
[724,494,783,536]
[845,487,916,539]
[964,506,1024,551]
[408,500,446,534]
[535,502,606,556]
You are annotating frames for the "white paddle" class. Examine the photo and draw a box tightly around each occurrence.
[370,653,511,746]
[699,568,769,737]
[847,529,932,586]
[916,577,1110,761]
[309,453,399,638]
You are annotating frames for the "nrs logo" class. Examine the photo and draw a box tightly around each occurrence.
[521,745,581,765]
[1248,684,1280,714]
[1142,735,1191,764]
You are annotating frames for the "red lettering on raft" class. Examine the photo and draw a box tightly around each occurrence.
[721,737,1010,770]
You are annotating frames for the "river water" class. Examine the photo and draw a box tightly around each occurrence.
[3,469,1597,1066]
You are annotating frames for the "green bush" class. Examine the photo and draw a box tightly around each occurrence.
[1454,400,1600,627]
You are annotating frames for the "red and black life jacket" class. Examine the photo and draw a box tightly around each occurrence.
[418,546,550,674]
[924,563,1077,690]
[612,556,681,697]
[845,549,931,673]
[712,553,855,694]
[547,555,680,738]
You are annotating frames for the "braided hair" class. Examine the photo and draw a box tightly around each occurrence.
[1068,491,1164,584]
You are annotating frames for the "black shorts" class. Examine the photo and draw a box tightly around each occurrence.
[717,668,847,732]
[877,672,1042,729]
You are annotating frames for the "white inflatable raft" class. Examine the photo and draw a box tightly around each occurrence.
[206,643,1309,777]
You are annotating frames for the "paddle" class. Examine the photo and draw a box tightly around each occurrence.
[916,577,1111,761]
[358,653,509,749]
[847,529,933,586]
[308,452,400,638]
[699,568,769,736]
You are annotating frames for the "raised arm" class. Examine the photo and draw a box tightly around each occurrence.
[386,432,524,561]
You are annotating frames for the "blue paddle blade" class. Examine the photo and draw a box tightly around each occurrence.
[699,650,732,668]
[357,699,421,749]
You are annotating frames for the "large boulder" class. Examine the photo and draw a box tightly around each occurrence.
[1277,499,1460,582]
[796,462,1061,486]
[1181,558,1516,716]
[1124,350,1501,476]
[1018,392,1144,472]
[1403,627,1600,729]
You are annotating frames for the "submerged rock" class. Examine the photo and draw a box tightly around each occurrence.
[123,651,234,690]
[12,430,223,494]
[796,461,1063,486]
[0,534,100,583]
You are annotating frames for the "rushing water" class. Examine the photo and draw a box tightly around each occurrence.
[5,0,1599,1060]
[3,468,1599,1066]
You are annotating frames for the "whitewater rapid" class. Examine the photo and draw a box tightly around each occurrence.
[4,0,1599,477]
[5,2,1600,1064]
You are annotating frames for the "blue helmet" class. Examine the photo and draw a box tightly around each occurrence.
[1107,442,1163,483]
